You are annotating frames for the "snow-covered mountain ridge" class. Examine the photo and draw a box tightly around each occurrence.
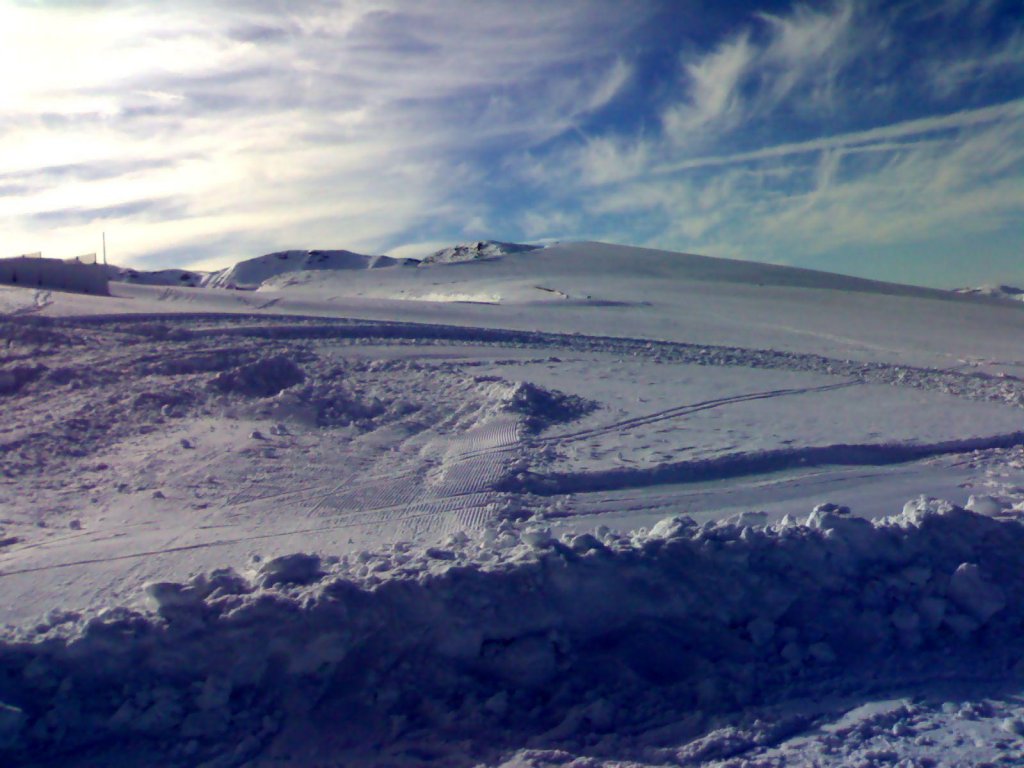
[101,241,544,291]
[954,284,1024,301]
[103,265,206,287]
[202,249,418,290]
[419,240,543,264]
[100,240,1024,305]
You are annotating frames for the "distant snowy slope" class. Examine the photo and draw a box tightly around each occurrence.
[204,249,416,290]
[260,240,978,306]
[104,265,207,287]
[954,284,1024,301]
[419,240,542,265]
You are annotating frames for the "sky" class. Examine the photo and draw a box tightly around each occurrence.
[2,0,1023,288]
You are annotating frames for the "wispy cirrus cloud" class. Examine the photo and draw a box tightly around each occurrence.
[3,0,1023,288]
[2,1,646,266]
[512,0,1024,286]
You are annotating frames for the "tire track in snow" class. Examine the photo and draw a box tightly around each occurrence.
[450,380,859,463]
[427,416,523,499]
[533,381,858,446]
[41,312,1024,405]
[508,430,1024,496]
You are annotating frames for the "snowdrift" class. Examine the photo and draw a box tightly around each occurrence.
[4,499,1024,765]
[204,249,416,290]
[0,258,108,296]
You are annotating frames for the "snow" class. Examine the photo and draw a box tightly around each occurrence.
[4,240,1024,766]
[203,249,416,290]
[6,500,1024,767]
[955,284,1024,301]
[419,240,543,265]
[104,265,207,287]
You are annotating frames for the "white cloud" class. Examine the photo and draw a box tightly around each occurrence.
[662,2,857,145]
[654,97,1024,177]
[929,29,1024,97]
[756,0,856,112]
[1,0,648,267]
[663,33,754,141]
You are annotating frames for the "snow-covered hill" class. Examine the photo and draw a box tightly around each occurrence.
[259,240,968,304]
[203,249,417,290]
[104,265,207,287]
[419,239,542,265]
[954,284,1024,301]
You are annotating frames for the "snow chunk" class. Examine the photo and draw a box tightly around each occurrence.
[947,563,1006,624]
[647,516,698,541]
[966,494,1009,516]
[256,553,323,587]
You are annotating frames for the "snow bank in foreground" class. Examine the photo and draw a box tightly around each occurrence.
[3,499,1024,765]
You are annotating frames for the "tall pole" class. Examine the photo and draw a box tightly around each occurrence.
[102,232,107,265]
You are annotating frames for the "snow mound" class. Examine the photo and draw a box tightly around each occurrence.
[104,266,207,287]
[419,240,542,265]
[204,249,415,290]
[7,498,1024,765]
[209,355,305,398]
[491,380,599,432]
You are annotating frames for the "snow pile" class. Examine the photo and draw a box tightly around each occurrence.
[205,249,415,290]
[0,257,108,296]
[419,240,542,265]
[282,373,419,429]
[209,355,306,399]
[5,499,1024,764]
[490,380,599,432]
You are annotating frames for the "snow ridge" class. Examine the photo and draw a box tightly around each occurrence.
[954,284,1024,301]
[3,499,1024,766]
[104,266,206,288]
[419,240,542,265]
[204,250,416,290]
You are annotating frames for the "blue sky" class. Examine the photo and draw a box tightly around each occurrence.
[2,0,1023,287]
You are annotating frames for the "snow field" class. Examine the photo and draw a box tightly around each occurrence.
[3,499,1024,766]
[6,313,1024,629]
[5,241,1024,766]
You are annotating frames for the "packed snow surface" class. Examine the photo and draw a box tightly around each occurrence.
[4,241,1024,766]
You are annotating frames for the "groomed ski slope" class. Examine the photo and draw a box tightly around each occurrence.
[4,241,1024,766]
